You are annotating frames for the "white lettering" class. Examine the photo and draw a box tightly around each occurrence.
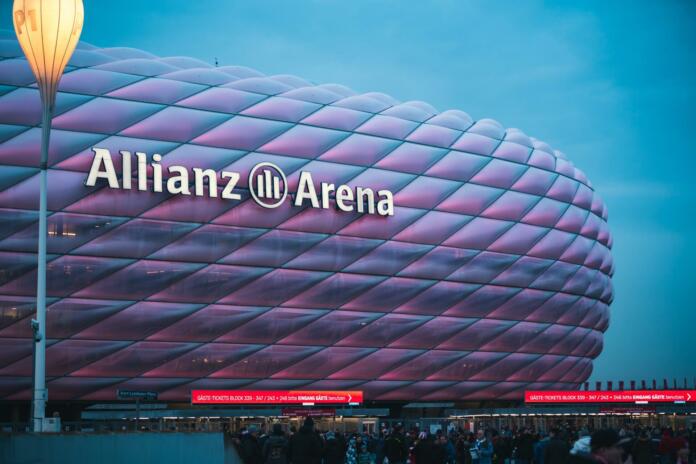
[335,185,354,212]
[377,189,394,216]
[85,148,119,188]
[194,168,218,198]
[294,171,319,208]
[356,187,375,214]
[221,171,241,200]
[167,166,191,195]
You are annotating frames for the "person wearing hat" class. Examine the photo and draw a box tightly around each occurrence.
[288,416,323,464]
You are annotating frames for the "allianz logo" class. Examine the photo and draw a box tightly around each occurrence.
[85,148,394,216]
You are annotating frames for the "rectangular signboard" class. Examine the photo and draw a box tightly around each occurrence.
[281,408,336,417]
[191,390,363,405]
[525,390,696,404]
[117,390,158,401]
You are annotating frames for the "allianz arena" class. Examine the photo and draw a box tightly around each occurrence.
[0,31,613,402]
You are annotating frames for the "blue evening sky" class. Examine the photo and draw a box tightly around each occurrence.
[4,1,694,382]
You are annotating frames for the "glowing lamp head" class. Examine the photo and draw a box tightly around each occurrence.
[12,0,84,109]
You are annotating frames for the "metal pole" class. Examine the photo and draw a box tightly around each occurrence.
[31,104,52,432]
[136,398,140,432]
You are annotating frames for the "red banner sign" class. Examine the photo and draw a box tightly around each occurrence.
[191,390,363,405]
[525,390,696,404]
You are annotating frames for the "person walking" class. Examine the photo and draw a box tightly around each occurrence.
[384,423,409,464]
[471,430,493,464]
[263,423,289,464]
[288,417,323,464]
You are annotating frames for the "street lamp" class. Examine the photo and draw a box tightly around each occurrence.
[12,0,84,433]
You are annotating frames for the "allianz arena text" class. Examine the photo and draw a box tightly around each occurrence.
[0,31,613,402]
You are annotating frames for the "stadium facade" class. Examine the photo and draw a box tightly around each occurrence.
[0,31,613,402]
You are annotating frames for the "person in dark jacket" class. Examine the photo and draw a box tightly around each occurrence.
[384,423,409,464]
[322,431,346,464]
[239,427,263,464]
[288,417,323,464]
[513,428,535,464]
[544,428,570,464]
[631,431,653,464]
[262,423,288,464]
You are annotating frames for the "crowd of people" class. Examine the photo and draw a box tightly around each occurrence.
[230,417,696,464]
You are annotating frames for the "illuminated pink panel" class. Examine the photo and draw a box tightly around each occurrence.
[192,116,292,150]
[220,230,326,267]
[148,305,268,342]
[522,325,575,354]
[329,349,423,380]
[446,253,520,285]
[342,277,436,312]
[380,350,467,380]
[492,256,554,288]
[279,201,361,234]
[272,347,375,379]
[339,207,425,240]
[398,247,478,280]
[210,345,322,378]
[425,151,489,182]
[336,314,430,347]
[220,269,331,306]
[492,141,531,163]
[526,293,580,324]
[530,261,580,292]
[74,260,204,300]
[488,223,548,255]
[285,273,385,310]
[107,78,205,104]
[450,132,498,155]
[75,301,201,340]
[438,319,516,351]
[81,378,190,401]
[302,106,372,131]
[0,170,99,211]
[393,211,472,245]
[486,289,554,321]
[0,127,104,167]
[470,159,526,189]
[389,317,477,349]
[356,114,418,139]
[213,198,303,229]
[376,381,456,400]
[319,133,399,166]
[437,183,504,215]
[259,125,348,158]
[73,342,198,377]
[0,338,33,368]
[512,167,558,195]
[149,225,265,263]
[47,377,123,400]
[392,281,479,316]
[279,310,382,346]
[471,353,540,381]
[241,96,320,122]
[406,124,461,148]
[217,308,326,344]
[344,241,432,276]
[149,264,270,304]
[428,352,507,381]
[393,176,460,209]
[286,236,382,272]
[143,343,262,377]
[482,191,540,221]
[0,339,128,376]
[443,217,514,250]
[0,255,131,298]
[375,143,448,174]
[482,322,549,352]
[177,87,264,113]
[52,97,163,133]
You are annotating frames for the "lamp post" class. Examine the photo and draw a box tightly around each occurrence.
[12,0,84,432]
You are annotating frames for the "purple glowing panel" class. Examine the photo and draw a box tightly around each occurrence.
[0,36,613,401]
